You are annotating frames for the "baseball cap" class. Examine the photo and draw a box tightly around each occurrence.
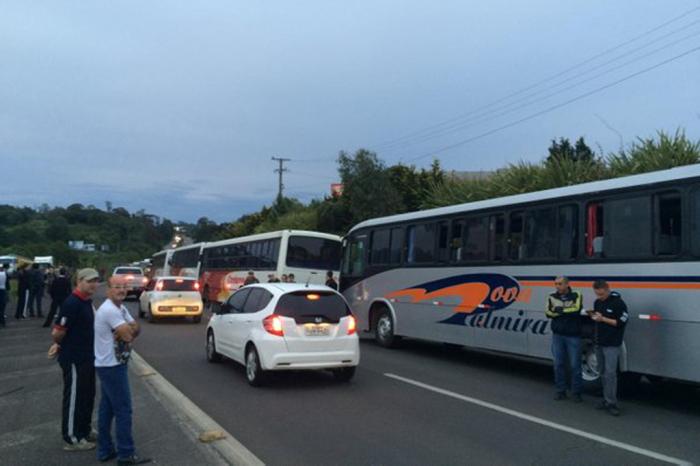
[77,268,100,282]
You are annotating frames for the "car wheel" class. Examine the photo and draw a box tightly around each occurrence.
[206,331,222,363]
[192,316,202,324]
[332,366,356,383]
[147,305,156,323]
[374,308,400,348]
[245,346,266,387]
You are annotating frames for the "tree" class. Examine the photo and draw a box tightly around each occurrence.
[546,137,596,164]
[338,149,404,224]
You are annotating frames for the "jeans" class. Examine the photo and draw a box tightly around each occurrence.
[96,364,134,460]
[0,289,6,326]
[551,334,583,395]
[596,345,621,406]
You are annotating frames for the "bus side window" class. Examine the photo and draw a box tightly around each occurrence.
[407,224,436,264]
[586,202,604,257]
[437,222,450,263]
[557,204,578,260]
[655,192,681,256]
[489,214,505,262]
[450,219,465,262]
[389,227,404,264]
[508,211,524,261]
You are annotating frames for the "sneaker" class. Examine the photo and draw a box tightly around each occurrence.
[64,439,96,451]
[596,401,609,410]
[87,429,98,442]
[607,405,621,417]
[572,393,583,403]
[117,455,152,465]
[554,392,567,401]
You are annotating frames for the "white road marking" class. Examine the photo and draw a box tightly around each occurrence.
[384,373,692,466]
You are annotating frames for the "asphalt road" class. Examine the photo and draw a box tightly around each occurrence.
[118,294,700,466]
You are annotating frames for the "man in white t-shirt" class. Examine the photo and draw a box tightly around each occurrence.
[94,277,151,465]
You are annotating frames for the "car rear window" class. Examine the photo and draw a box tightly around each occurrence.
[274,291,350,324]
[160,279,198,291]
[115,268,143,275]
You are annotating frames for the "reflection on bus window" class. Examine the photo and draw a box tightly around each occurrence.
[525,207,556,259]
[656,192,681,255]
[406,224,436,264]
[489,214,505,261]
[605,196,652,258]
[558,205,578,260]
[508,211,524,261]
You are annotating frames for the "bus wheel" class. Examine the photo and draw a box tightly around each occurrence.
[374,308,400,348]
[581,342,601,392]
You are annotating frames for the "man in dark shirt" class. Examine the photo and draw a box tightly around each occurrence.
[325,271,338,291]
[44,267,73,328]
[589,279,629,416]
[51,268,100,450]
[28,263,45,318]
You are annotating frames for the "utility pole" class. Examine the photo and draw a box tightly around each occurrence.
[271,156,290,200]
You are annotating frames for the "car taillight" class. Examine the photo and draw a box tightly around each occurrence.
[263,315,284,337]
[156,281,163,291]
[142,277,148,284]
[194,282,200,291]
[347,315,356,335]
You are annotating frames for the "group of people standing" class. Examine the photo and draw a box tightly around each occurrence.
[241,270,338,290]
[546,277,629,416]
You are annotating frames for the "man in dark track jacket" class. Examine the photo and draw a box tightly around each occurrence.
[44,267,73,328]
[546,276,583,401]
[590,279,629,416]
[51,268,100,451]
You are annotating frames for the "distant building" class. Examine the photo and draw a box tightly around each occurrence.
[68,240,97,252]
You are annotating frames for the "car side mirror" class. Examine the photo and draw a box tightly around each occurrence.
[219,303,232,314]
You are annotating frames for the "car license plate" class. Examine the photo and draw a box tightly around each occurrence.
[173,306,186,312]
[304,324,330,337]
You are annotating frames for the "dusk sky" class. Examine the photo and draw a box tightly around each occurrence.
[3,1,699,223]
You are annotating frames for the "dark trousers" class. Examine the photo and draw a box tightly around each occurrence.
[15,289,28,319]
[60,358,96,444]
[28,288,44,317]
[44,298,64,327]
[551,333,583,395]
[97,364,135,460]
[0,289,6,326]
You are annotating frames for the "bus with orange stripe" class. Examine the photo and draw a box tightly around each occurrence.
[340,164,700,386]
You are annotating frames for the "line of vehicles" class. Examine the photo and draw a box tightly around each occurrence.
[133,165,700,388]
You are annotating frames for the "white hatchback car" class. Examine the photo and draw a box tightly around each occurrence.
[206,283,360,386]
[138,276,204,323]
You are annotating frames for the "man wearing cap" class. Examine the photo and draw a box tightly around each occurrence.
[51,268,100,451]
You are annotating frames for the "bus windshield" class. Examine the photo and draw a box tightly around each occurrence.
[286,236,341,270]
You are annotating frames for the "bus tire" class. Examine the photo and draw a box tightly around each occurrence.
[581,341,602,393]
[373,307,400,348]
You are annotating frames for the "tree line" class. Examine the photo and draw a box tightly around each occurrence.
[2,129,698,270]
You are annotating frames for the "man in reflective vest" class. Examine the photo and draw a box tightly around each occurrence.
[546,276,583,402]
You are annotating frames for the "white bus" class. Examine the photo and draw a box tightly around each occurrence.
[200,230,342,305]
[341,164,700,385]
[148,249,175,279]
[170,243,206,278]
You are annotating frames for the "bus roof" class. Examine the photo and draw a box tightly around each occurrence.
[172,242,206,253]
[203,229,341,250]
[349,163,700,233]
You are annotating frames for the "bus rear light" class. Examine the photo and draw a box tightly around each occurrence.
[347,315,356,335]
[263,315,284,337]
[639,314,662,321]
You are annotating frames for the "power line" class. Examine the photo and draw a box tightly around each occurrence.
[380,21,700,154]
[370,5,700,151]
[405,44,700,162]
[385,26,700,155]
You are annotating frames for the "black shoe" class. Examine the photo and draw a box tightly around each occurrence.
[117,455,152,465]
[596,401,609,410]
[554,392,567,401]
[572,393,583,403]
[99,451,117,462]
[607,405,621,417]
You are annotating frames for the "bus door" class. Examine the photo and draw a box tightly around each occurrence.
[340,234,368,315]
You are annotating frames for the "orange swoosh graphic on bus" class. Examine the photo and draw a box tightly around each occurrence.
[386,282,491,314]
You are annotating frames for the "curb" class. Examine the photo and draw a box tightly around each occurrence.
[130,351,264,466]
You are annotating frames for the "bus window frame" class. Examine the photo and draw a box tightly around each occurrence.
[653,189,683,258]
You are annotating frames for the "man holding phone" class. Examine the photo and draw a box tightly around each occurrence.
[588,280,629,416]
